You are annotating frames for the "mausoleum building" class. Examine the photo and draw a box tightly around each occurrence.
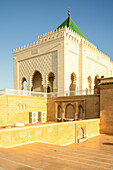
[13,10,113,93]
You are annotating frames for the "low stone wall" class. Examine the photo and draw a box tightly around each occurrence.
[0,119,100,148]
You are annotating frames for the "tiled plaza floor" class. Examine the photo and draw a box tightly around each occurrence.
[0,134,113,170]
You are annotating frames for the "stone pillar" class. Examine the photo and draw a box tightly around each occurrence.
[43,84,47,93]
[61,103,65,121]
[78,40,83,90]
[55,103,58,121]
[61,112,65,122]
[82,100,85,119]
[75,102,78,120]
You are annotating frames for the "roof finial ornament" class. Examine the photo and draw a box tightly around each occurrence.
[68,8,70,17]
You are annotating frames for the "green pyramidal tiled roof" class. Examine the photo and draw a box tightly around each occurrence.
[56,17,86,39]
[98,82,113,85]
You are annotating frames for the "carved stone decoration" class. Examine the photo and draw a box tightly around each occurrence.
[19,51,58,91]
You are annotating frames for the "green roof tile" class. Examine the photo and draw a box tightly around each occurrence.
[56,17,86,39]
[98,82,113,85]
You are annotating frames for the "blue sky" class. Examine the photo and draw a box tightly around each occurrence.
[0,0,113,89]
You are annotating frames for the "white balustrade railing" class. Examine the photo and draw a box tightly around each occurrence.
[0,89,94,97]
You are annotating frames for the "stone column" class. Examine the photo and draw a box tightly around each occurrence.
[75,102,78,120]
[55,103,58,121]
[82,100,85,119]
[61,103,65,122]
[78,40,83,90]
[43,84,47,93]
[61,112,65,122]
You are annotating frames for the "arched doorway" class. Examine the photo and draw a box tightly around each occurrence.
[78,105,83,119]
[65,104,75,119]
[57,105,61,118]
[79,128,84,139]
[87,76,92,90]
[21,77,27,90]
[47,86,50,93]
[94,75,99,86]
[70,73,77,90]
[47,72,55,92]
[32,71,43,92]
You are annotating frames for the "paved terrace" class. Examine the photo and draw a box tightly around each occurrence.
[0,134,113,170]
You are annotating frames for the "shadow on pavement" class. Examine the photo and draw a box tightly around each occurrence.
[103,142,113,146]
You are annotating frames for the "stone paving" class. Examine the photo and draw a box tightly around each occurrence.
[0,134,113,170]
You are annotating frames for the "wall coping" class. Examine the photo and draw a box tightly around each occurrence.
[0,119,100,132]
